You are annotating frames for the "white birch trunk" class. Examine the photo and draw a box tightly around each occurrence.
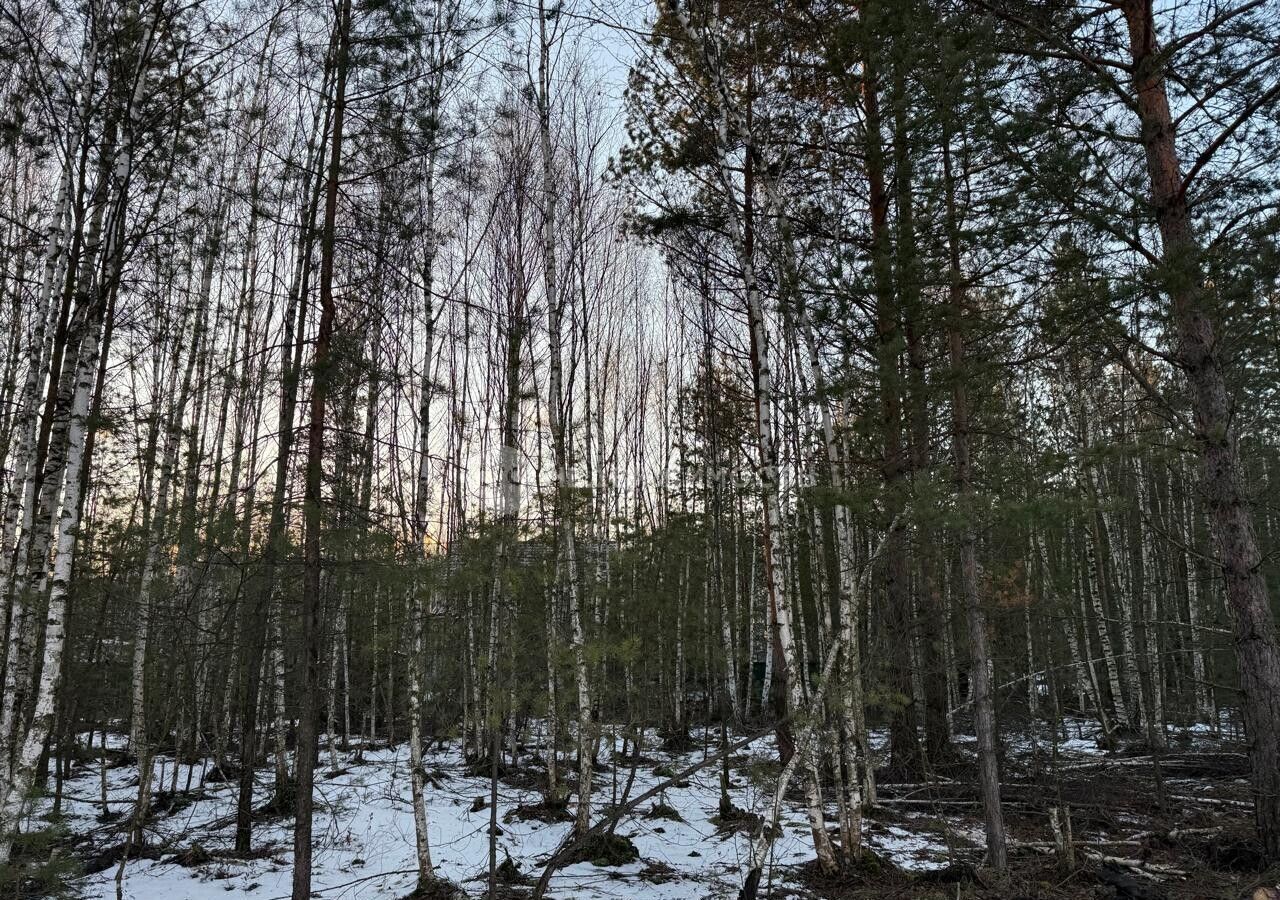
[326,602,341,772]
[1095,469,1143,727]
[0,164,72,795]
[1084,515,1129,724]
[662,0,837,870]
[1134,456,1165,746]
[1076,559,1115,739]
[1037,533,1089,712]
[0,323,99,862]
[536,0,592,835]
[545,575,559,797]
[407,585,434,883]
[1181,482,1213,723]
[405,118,440,892]
[271,589,289,787]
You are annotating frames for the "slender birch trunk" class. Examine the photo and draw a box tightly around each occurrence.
[1180,477,1213,722]
[660,1,838,874]
[0,164,73,792]
[1134,455,1166,748]
[124,290,197,846]
[0,320,101,863]
[406,141,440,886]
[1091,467,1143,727]
[1083,499,1129,723]
[537,0,593,836]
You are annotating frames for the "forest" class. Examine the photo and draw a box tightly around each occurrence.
[1,0,1279,897]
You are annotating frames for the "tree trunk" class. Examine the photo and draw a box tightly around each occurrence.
[942,136,1006,870]
[1120,0,1280,856]
[0,321,101,863]
[537,0,593,835]
[294,0,350,892]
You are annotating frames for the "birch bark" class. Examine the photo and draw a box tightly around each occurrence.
[0,319,101,863]
[537,0,593,836]
[661,0,838,873]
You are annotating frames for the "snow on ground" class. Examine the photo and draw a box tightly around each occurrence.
[47,731,808,899]
[32,717,1224,899]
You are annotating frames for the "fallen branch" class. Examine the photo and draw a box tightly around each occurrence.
[1127,826,1224,842]
[1084,852,1188,878]
[1166,794,1252,809]
[529,723,777,900]
[1013,842,1188,878]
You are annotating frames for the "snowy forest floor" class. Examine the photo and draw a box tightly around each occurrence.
[24,718,1280,899]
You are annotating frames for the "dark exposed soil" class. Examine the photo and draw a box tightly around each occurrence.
[779,737,1275,900]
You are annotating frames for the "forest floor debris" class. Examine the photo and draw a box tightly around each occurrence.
[16,719,1277,898]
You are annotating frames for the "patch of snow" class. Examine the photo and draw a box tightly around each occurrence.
[35,727,1001,899]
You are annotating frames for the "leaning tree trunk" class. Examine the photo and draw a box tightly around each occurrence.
[228,37,292,846]
[1120,0,1280,858]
